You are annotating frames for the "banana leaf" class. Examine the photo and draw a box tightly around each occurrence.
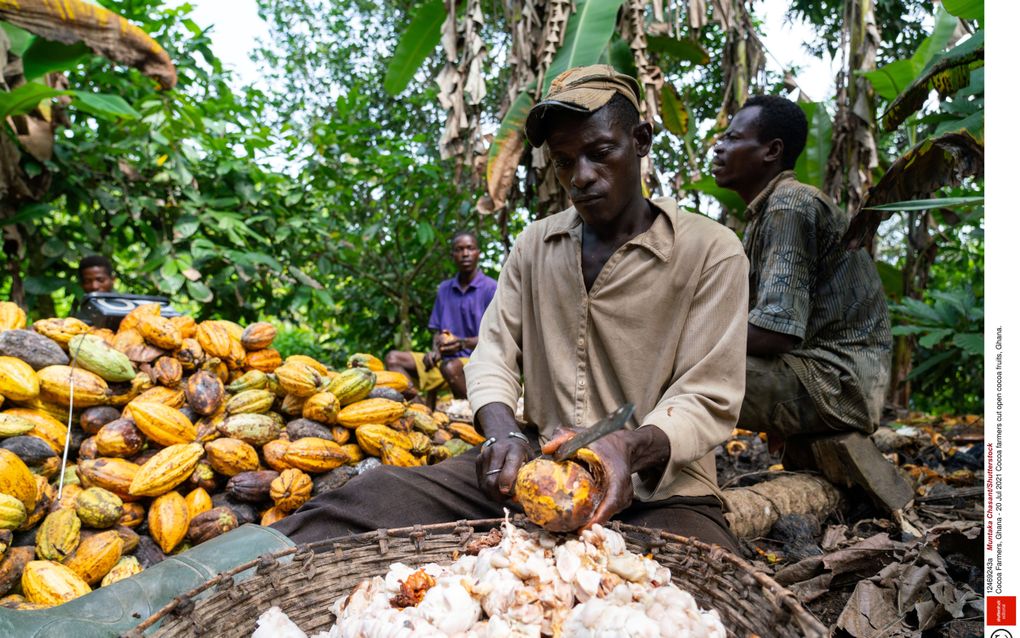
[20,38,90,81]
[645,35,709,65]
[794,102,832,190]
[941,0,983,21]
[861,8,959,102]
[863,196,983,212]
[844,131,983,249]
[880,31,984,131]
[485,86,535,211]
[0,0,176,89]
[659,84,688,136]
[543,0,626,94]
[383,0,445,96]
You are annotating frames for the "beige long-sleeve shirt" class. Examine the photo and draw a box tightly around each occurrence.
[465,198,748,502]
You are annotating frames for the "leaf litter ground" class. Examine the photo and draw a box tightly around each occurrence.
[715,412,985,637]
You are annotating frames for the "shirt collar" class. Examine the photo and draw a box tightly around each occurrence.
[746,170,797,220]
[542,198,677,263]
[452,270,482,292]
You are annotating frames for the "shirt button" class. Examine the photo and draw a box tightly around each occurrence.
[578,379,585,387]
[577,338,584,346]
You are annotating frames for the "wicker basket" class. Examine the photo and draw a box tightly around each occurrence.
[126,516,826,638]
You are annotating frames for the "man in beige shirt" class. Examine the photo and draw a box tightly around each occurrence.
[275,66,747,550]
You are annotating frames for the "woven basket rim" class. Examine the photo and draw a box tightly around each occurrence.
[126,516,827,637]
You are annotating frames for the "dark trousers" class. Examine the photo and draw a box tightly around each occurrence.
[272,444,739,553]
[738,355,836,437]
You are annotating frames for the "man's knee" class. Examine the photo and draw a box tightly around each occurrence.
[385,350,412,371]
[438,357,463,380]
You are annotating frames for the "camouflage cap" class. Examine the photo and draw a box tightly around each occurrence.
[525,64,642,148]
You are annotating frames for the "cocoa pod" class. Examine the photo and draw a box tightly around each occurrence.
[186,507,238,544]
[0,330,68,370]
[79,406,120,435]
[285,418,332,441]
[225,470,279,503]
[185,371,224,416]
[94,419,145,458]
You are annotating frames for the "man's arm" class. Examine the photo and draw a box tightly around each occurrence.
[747,323,798,356]
[464,241,529,501]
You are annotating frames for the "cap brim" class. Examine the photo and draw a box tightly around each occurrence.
[525,88,617,147]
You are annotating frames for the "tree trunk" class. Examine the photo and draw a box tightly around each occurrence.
[888,211,938,408]
[825,0,880,214]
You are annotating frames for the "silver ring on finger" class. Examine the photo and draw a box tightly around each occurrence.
[485,467,503,475]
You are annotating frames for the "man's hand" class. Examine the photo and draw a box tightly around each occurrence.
[541,425,669,530]
[437,335,464,356]
[475,403,533,501]
[422,350,441,371]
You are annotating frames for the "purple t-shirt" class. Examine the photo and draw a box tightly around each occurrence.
[428,270,498,358]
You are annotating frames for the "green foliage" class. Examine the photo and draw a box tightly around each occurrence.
[542,0,626,94]
[794,102,832,190]
[383,0,445,96]
[890,286,983,414]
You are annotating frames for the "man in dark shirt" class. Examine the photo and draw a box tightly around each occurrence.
[385,231,497,400]
[713,96,909,511]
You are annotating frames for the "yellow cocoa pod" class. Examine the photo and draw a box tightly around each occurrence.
[513,458,602,532]
[75,487,124,529]
[131,385,186,409]
[204,438,259,476]
[449,423,486,446]
[62,530,123,585]
[36,508,81,561]
[0,357,39,402]
[372,370,411,393]
[20,474,54,530]
[76,458,140,500]
[285,354,328,375]
[118,304,161,334]
[269,469,313,512]
[331,426,350,445]
[95,419,145,458]
[32,318,89,348]
[278,393,307,417]
[118,502,146,528]
[380,441,424,467]
[347,353,384,372]
[129,443,204,497]
[0,493,27,530]
[0,412,34,437]
[128,402,197,447]
[225,389,275,415]
[283,438,355,473]
[261,439,292,472]
[0,448,37,511]
[240,322,277,351]
[169,315,197,340]
[260,505,287,526]
[111,328,145,355]
[22,560,91,605]
[432,411,450,428]
[36,366,111,408]
[407,431,432,456]
[152,356,183,388]
[100,555,143,587]
[196,322,232,359]
[2,408,67,453]
[355,424,412,458]
[226,370,268,393]
[301,392,340,424]
[225,338,246,370]
[405,403,431,415]
[210,320,244,341]
[137,315,182,350]
[0,302,27,331]
[338,398,405,428]
[275,362,322,398]
[183,487,212,520]
[324,368,375,406]
[176,338,205,371]
[148,491,190,553]
[53,483,83,512]
[243,348,282,373]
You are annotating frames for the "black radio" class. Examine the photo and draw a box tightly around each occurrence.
[75,293,180,330]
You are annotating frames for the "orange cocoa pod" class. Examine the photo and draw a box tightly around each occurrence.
[153,356,183,388]
[168,315,197,339]
[269,469,312,512]
[128,402,196,447]
[244,348,282,373]
[137,315,182,351]
[204,438,259,476]
[240,322,277,351]
[185,371,225,416]
[196,322,232,360]
[261,439,292,472]
[183,487,212,520]
[148,491,189,553]
[513,458,602,532]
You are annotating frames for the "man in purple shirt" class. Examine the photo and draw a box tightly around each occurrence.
[385,231,497,400]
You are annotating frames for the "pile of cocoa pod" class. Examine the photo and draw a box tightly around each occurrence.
[0,300,486,608]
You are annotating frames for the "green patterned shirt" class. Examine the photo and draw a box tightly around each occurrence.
[744,171,892,431]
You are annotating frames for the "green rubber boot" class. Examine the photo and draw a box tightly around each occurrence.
[0,524,294,637]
